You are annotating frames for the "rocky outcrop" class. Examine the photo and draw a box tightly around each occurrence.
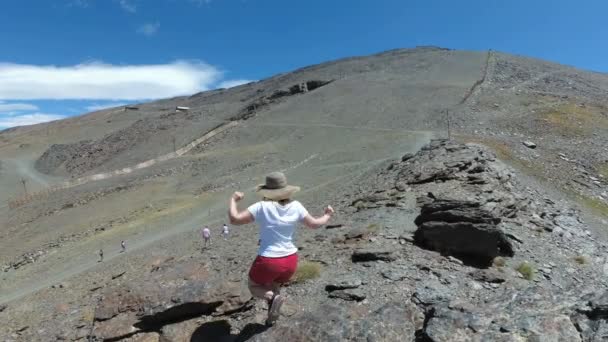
[414,198,514,266]
[330,138,608,341]
[250,302,422,341]
[237,80,332,120]
[7,138,608,342]
[90,257,251,341]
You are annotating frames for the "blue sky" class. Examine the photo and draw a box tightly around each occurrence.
[1,0,607,128]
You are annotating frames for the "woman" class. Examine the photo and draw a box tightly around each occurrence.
[228,171,334,326]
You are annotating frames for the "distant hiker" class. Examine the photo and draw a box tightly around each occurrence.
[98,249,104,263]
[202,226,211,247]
[228,172,334,326]
[121,240,126,253]
[222,223,229,239]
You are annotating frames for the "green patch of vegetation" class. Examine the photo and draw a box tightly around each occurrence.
[598,163,608,179]
[81,308,95,323]
[575,194,608,218]
[574,255,589,265]
[456,135,544,178]
[354,201,365,210]
[492,256,506,268]
[366,223,380,233]
[516,262,535,281]
[539,102,608,136]
[290,261,322,284]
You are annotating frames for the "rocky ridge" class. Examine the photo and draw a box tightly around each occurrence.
[258,139,608,341]
[3,139,608,341]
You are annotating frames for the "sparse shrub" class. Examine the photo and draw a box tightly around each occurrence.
[516,262,535,280]
[290,261,322,284]
[366,223,380,233]
[354,201,365,210]
[599,163,608,179]
[493,256,506,268]
[81,307,95,323]
[576,194,608,218]
[574,255,588,265]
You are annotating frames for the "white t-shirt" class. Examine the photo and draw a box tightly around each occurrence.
[247,200,309,257]
[222,225,229,234]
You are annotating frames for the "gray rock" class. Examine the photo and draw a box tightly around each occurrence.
[91,258,251,340]
[328,289,366,302]
[469,269,506,283]
[325,276,362,292]
[400,234,415,243]
[414,198,514,266]
[523,141,537,149]
[351,249,397,262]
[381,269,408,281]
[401,152,415,162]
[587,291,608,318]
[250,302,421,341]
[412,280,451,307]
[422,305,581,342]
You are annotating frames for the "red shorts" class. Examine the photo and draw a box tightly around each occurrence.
[248,253,298,285]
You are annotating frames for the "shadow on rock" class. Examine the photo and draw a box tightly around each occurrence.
[134,301,223,330]
[190,320,268,342]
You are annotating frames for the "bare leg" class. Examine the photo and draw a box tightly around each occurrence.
[248,278,274,301]
[271,282,281,296]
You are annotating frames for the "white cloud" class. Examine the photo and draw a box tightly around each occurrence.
[217,79,254,89]
[137,22,160,36]
[86,102,128,111]
[119,0,137,13]
[0,102,39,113]
[0,113,67,128]
[0,60,222,100]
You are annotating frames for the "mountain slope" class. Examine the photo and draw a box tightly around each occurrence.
[1,47,608,341]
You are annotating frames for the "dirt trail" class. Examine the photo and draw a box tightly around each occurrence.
[8,122,238,207]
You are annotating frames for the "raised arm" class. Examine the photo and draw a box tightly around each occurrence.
[302,205,335,229]
[228,192,254,225]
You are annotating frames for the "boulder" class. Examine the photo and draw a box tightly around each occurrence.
[414,198,514,266]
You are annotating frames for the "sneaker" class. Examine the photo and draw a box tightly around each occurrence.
[265,294,285,326]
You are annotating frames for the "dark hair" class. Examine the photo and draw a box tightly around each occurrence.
[263,197,291,205]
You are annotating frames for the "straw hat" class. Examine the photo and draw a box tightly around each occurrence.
[256,172,300,200]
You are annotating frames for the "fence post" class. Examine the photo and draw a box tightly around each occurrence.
[446,109,451,140]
